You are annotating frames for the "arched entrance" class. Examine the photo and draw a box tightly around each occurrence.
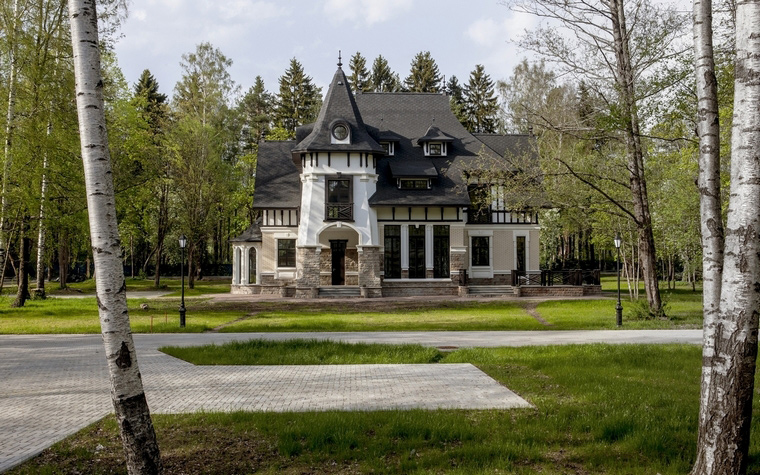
[318,225,360,286]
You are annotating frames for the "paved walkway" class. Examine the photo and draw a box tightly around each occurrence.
[0,330,701,472]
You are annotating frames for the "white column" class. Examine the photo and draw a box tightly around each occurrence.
[401,224,409,271]
[241,246,249,285]
[425,224,434,271]
[232,246,240,285]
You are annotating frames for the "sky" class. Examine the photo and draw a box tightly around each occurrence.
[111,0,540,98]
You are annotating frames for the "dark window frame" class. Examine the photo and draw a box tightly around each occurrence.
[325,176,353,221]
[277,239,296,268]
[433,225,450,278]
[399,179,429,190]
[408,226,426,278]
[471,236,490,267]
[383,225,401,279]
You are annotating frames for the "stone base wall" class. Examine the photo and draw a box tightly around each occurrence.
[296,247,321,297]
[468,274,513,286]
[381,281,458,297]
[515,285,602,297]
[231,284,262,295]
[358,246,382,288]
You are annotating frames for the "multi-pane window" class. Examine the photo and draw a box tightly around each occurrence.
[516,236,526,272]
[409,226,426,278]
[428,143,442,155]
[326,178,352,220]
[399,179,429,190]
[471,236,490,267]
[384,226,401,278]
[277,239,296,268]
[433,225,450,278]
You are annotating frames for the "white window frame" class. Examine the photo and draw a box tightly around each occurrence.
[468,230,493,278]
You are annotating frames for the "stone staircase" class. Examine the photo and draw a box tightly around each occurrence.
[318,286,361,298]
[467,285,515,296]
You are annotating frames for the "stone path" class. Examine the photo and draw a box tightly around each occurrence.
[0,330,702,472]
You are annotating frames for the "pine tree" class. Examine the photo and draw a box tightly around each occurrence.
[348,52,371,94]
[404,51,442,93]
[446,75,466,125]
[275,58,322,137]
[369,55,401,92]
[134,69,167,130]
[240,76,272,148]
[462,64,499,133]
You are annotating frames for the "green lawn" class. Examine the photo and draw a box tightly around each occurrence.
[161,339,444,365]
[45,277,231,297]
[0,297,240,334]
[11,343,760,474]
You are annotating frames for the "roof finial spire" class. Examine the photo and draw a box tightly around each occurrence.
[338,50,342,69]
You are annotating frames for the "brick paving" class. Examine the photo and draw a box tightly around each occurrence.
[0,333,539,473]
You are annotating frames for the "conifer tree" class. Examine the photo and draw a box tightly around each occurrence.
[134,69,167,129]
[348,52,371,93]
[275,58,322,137]
[369,55,401,92]
[404,51,442,93]
[462,64,499,133]
[240,76,272,148]
[446,75,466,125]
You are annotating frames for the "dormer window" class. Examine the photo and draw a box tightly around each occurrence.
[398,178,431,190]
[380,141,395,156]
[427,142,443,156]
[331,121,350,144]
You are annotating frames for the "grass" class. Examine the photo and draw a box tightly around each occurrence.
[161,339,444,365]
[46,277,231,297]
[0,291,703,334]
[0,296,241,334]
[11,343,760,474]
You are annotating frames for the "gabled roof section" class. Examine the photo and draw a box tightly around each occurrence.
[416,125,456,145]
[230,219,262,243]
[252,141,301,209]
[292,66,383,154]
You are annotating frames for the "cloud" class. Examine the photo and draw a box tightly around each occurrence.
[323,0,413,26]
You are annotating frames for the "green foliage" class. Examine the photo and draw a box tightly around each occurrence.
[369,55,401,92]
[347,51,371,93]
[403,51,442,93]
[274,58,322,137]
[462,64,499,133]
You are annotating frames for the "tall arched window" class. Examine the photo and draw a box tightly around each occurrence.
[249,248,256,284]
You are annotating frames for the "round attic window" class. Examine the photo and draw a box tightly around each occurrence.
[332,124,349,141]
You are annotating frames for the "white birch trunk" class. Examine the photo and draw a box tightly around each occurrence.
[68,1,162,473]
[692,1,760,471]
[1,0,21,256]
[35,118,52,296]
[691,0,725,469]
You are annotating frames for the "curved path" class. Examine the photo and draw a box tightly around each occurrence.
[0,330,701,472]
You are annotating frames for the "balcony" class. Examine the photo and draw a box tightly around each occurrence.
[325,203,353,221]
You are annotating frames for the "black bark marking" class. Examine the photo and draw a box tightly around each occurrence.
[112,392,163,474]
[115,341,132,369]
[96,295,107,311]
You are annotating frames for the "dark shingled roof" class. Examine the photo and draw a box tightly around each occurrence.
[389,160,438,178]
[293,67,383,154]
[415,125,456,145]
[252,141,301,209]
[230,219,262,242]
[356,92,484,207]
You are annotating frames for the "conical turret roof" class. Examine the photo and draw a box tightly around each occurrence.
[293,64,383,153]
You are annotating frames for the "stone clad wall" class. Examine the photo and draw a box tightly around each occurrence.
[358,246,382,297]
[515,285,602,297]
[295,246,321,298]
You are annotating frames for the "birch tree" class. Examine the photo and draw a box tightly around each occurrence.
[68,0,162,472]
[502,0,688,315]
[691,0,760,471]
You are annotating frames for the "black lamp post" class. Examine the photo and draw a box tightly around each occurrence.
[178,234,187,328]
[614,232,623,327]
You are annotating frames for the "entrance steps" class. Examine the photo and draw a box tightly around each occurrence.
[318,286,361,298]
[467,285,515,296]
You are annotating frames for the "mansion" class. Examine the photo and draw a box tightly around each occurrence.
[231,62,541,298]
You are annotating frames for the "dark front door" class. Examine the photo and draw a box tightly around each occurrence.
[516,236,526,272]
[330,240,347,285]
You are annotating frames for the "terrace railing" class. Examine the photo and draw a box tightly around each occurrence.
[512,269,600,287]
